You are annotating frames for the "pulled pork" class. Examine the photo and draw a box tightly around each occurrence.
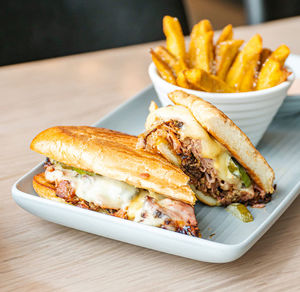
[43,161,200,236]
[139,121,271,206]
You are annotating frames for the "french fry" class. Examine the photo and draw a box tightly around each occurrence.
[190,19,212,41]
[150,49,176,85]
[190,31,214,73]
[215,39,244,80]
[197,19,213,34]
[258,48,272,71]
[226,34,262,91]
[154,46,187,75]
[152,16,291,92]
[270,44,290,66]
[188,20,214,72]
[256,45,290,90]
[176,71,191,89]
[256,63,290,90]
[184,68,236,93]
[216,24,233,45]
[163,16,186,60]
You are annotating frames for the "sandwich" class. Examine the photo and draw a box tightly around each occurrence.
[31,126,200,236]
[138,90,275,207]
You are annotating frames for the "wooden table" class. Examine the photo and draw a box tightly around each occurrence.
[1,17,300,291]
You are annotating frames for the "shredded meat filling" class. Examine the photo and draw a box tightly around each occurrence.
[137,196,200,237]
[55,179,115,214]
[43,161,200,236]
[139,121,271,206]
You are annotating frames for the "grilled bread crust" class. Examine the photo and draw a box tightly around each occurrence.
[31,126,196,205]
[33,173,67,203]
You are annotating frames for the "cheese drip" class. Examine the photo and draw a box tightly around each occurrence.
[146,105,238,184]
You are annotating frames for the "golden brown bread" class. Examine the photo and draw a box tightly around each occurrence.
[33,173,67,203]
[31,126,196,205]
[168,90,275,193]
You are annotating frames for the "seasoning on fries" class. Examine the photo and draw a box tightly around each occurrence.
[163,16,186,61]
[188,20,214,73]
[151,16,291,92]
[150,49,176,85]
[154,46,187,75]
[226,34,262,91]
[215,39,244,80]
[256,45,291,90]
[216,24,233,45]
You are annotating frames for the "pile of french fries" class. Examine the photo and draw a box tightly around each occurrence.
[151,16,291,93]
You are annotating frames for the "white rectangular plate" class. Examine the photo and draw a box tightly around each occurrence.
[12,68,300,263]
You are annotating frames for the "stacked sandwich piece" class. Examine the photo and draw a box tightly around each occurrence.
[31,90,275,237]
[138,90,275,207]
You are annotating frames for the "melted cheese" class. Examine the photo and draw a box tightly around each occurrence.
[45,164,195,230]
[127,190,148,220]
[146,105,238,185]
[45,164,137,209]
[146,105,224,159]
[134,201,167,227]
[127,190,165,220]
[131,191,172,228]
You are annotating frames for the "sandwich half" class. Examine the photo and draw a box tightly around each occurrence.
[138,90,275,207]
[31,126,199,236]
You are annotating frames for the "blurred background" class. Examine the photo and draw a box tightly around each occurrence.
[1,0,299,66]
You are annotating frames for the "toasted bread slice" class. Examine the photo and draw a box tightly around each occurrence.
[168,90,274,193]
[33,172,67,203]
[31,126,196,205]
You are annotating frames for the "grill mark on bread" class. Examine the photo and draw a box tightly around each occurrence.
[139,173,150,179]
[31,126,195,205]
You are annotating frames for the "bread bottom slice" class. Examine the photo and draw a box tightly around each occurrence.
[33,173,67,203]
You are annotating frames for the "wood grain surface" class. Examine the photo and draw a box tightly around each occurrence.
[1,17,300,291]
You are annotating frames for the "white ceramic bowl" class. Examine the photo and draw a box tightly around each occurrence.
[149,62,295,146]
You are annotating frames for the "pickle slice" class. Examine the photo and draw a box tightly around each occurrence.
[226,203,253,223]
[228,158,251,188]
[71,167,95,176]
[54,160,95,176]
